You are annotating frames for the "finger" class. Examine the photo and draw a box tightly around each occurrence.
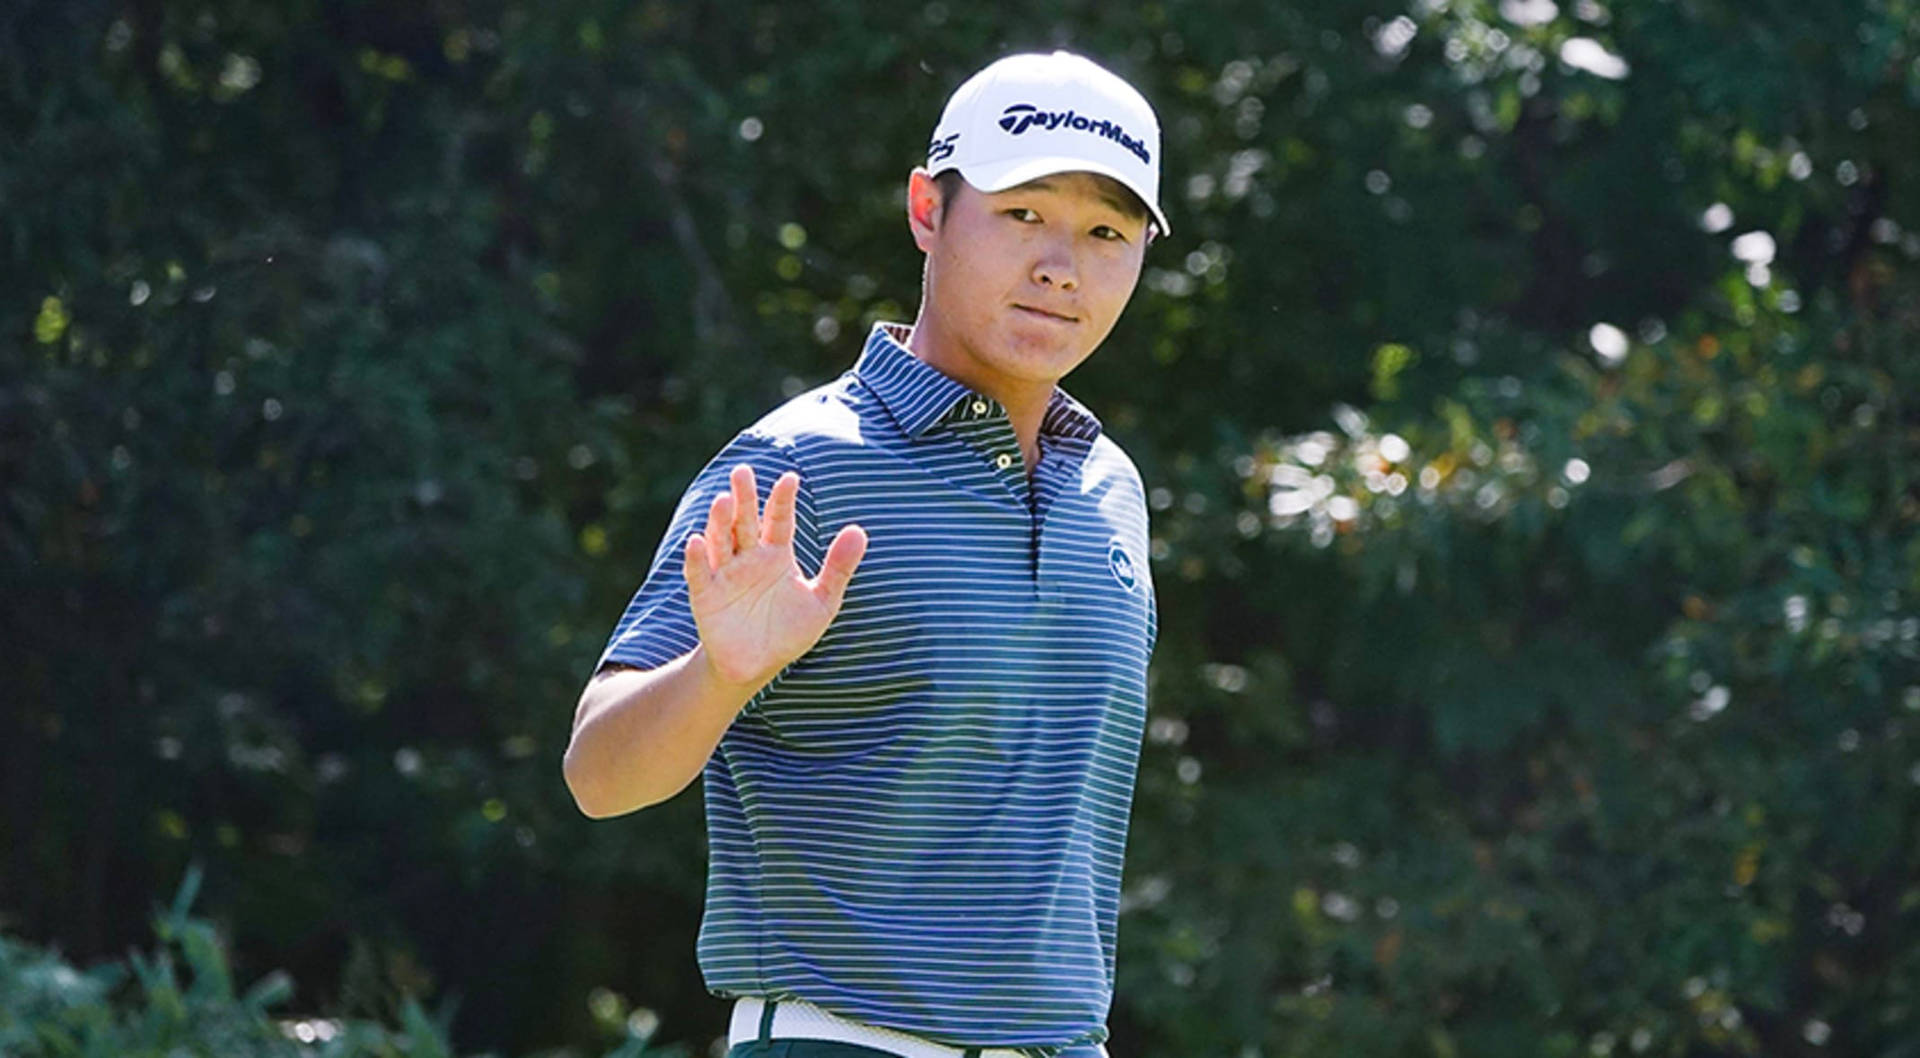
[706,491,735,562]
[684,533,714,594]
[762,471,800,548]
[811,524,868,613]
[730,464,759,553]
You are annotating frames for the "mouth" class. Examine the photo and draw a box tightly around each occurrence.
[1013,304,1079,324]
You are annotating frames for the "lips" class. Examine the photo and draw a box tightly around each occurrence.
[1014,304,1078,323]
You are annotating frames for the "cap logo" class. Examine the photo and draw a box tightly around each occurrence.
[996,103,1151,165]
[928,132,959,164]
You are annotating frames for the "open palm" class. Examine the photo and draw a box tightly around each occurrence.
[683,464,868,689]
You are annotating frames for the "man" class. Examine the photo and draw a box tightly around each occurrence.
[564,50,1170,1058]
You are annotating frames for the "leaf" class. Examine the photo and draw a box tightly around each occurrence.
[398,997,452,1058]
[179,921,234,1003]
[241,970,295,1013]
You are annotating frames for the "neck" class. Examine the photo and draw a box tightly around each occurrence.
[902,311,1051,470]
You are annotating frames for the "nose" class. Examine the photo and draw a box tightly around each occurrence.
[1032,240,1078,292]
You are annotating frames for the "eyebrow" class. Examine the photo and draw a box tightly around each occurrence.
[1016,177,1136,221]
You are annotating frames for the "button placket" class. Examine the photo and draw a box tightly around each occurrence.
[1027,441,1047,585]
[947,394,1027,507]
[1031,437,1090,600]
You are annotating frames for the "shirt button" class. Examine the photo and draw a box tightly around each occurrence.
[994,453,1014,470]
[971,400,988,416]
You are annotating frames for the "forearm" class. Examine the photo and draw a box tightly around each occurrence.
[562,645,762,818]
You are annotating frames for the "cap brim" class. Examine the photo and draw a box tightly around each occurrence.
[951,155,1172,238]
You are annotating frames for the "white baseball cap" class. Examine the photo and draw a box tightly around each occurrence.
[926,51,1171,237]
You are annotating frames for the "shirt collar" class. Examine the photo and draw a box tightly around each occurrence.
[1039,387,1103,442]
[854,322,1104,442]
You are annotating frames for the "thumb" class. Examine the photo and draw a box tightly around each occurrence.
[811,524,868,612]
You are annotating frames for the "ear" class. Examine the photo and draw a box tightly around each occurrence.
[905,167,942,253]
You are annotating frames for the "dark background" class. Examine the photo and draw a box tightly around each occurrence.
[5,1,1918,1055]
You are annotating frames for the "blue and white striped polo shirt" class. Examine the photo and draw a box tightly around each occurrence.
[597,322,1156,1054]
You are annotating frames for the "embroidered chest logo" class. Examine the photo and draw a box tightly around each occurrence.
[1108,539,1139,592]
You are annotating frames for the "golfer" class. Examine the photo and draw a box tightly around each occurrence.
[565,50,1169,1058]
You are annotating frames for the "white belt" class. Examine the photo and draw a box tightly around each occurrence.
[729,997,1107,1058]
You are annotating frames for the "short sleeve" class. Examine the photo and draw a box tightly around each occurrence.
[1145,575,1159,654]
[594,432,822,680]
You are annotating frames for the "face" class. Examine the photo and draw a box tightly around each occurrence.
[907,169,1150,395]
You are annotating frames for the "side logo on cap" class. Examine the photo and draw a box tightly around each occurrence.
[997,103,1151,165]
[928,132,959,164]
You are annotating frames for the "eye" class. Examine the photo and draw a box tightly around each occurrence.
[1091,225,1128,243]
[1004,207,1040,223]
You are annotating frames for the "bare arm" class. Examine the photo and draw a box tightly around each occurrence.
[562,464,866,818]
[563,651,757,817]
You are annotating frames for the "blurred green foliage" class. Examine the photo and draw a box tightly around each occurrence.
[0,864,682,1057]
[3,0,1917,1056]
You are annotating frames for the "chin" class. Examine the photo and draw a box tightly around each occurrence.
[1004,346,1094,383]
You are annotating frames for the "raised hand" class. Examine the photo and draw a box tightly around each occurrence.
[683,464,868,690]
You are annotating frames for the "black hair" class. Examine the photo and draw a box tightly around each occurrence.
[933,169,966,221]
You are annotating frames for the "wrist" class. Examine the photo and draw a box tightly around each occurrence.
[690,643,775,701]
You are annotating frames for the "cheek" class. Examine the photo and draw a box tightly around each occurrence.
[950,256,1007,313]
[932,240,986,297]
[1088,256,1144,314]
[945,238,1023,300]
